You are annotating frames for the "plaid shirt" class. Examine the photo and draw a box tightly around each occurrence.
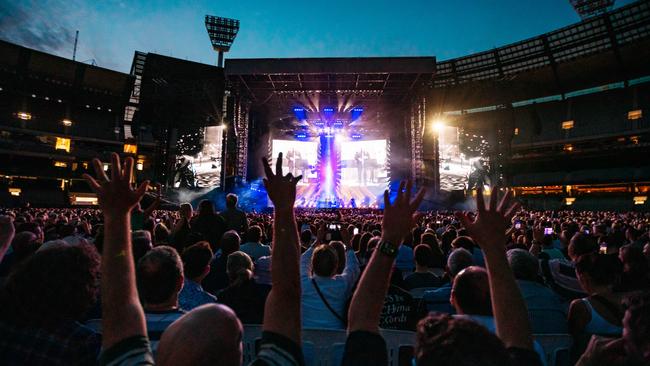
[0,319,101,366]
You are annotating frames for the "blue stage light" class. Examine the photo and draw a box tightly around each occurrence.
[295,132,309,139]
[322,107,335,120]
[333,120,344,128]
[351,133,362,140]
[351,106,363,121]
[293,107,307,121]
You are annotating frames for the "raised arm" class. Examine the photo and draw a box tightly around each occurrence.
[261,153,303,343]
[83,153,149,348]
[456,188,533,350]
[347,180,425,333]
[0,215,15,263]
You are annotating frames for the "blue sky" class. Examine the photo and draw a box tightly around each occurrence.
[0,0,637,73]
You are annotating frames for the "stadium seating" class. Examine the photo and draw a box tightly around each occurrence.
[242,325,416,366]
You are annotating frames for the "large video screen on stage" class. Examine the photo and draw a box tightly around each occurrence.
[340,140,389,187]
[438,126,489,191]
[271,140,319,185]
[174,125,224,188]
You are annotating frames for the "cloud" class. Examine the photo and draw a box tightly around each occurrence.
[0,0,76,55]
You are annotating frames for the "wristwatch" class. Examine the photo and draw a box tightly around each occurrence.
[377,240,399,258]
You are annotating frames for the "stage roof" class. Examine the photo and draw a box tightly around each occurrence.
[225,57,436,104]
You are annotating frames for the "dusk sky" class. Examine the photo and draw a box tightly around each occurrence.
[0,0,637,73]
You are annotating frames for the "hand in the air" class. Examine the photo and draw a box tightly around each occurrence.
[262,152,302,211]
[455,188,520,254]
[382,180,425,244]
[83,153,149,217]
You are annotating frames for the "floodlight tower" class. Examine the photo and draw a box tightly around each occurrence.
[204,15,240,67]
[569,0,615,19]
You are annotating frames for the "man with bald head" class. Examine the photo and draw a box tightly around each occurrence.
[157,304,242,366]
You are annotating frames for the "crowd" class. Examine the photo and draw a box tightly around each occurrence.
[0,152,649,365]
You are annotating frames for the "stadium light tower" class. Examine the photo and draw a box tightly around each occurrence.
[204,15,240,67]
[569,0,615,19]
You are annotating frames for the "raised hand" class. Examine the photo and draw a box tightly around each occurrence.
[261,152,302,211]
[382,180,425,244]
[455,188,520,254]
[83,153,149,217]
[0,215,15,261]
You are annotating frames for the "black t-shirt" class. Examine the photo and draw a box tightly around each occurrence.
[341,331,543,366]
[403,272,441,290]
[217,279,271,324]
[202,255,229,295]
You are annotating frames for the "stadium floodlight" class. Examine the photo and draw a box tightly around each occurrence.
[205,15,240,67]
[569,0,615,20]
[432,119,446,133]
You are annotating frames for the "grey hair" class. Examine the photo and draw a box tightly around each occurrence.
[507,248,539,281]
[447,248,473,277]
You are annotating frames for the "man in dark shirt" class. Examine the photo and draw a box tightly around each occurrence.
[221,193,249,234]
[403,244,442,290]
[190,200,227,250]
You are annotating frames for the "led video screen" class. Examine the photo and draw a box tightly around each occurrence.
[271,140,319,185]
[340,140,389,187]
[438,126,489,191]
[174,125,224,188]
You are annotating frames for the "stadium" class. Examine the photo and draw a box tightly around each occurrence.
[0,1,649,366]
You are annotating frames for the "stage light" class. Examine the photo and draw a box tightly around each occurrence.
[293,107,307,121]
[351,107,363,121]
[9,188,21,197]
[54,161,68,168]
[62,119,72,126]
[333,120,344,128]
[565,197,576,206]
[323,107,335,120]
[17,112,32,121]
[432,119,445,133]
[136,158,144,171]
[634,196,647,205]
[351,133,362,140]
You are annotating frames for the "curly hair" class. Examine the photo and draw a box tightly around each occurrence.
[1,243,100,326]
[415,313,509,366]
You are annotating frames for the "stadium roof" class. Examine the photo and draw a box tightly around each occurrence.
[225,57,436,104]
[430,0,650,112]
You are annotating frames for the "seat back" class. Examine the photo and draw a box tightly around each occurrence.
[528,309,568,334]
[242,325,415,366]
[534,334,573,366]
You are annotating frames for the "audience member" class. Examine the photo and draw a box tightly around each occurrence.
[136,246,186,352]
[217,251,270,324]
[0,242,101,365]
[403,244,442,290]
[221,193,249,234]
[202,230,240,294]
[190,200,226,251]
[179,241,217,311]
[422,248,473,314]
[300,240,360,328]
[240,225,271,262]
